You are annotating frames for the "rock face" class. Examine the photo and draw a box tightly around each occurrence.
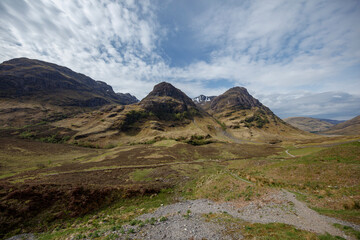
[0,58,138,106]
[140,82,199,119]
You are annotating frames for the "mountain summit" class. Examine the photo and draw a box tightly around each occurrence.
[142,82,195,106]
[210,87,264,113]
[140,82,198,119]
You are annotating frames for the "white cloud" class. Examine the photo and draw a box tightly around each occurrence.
[259,92,360,120]
[0,0,161,95]
[0,0,359,119]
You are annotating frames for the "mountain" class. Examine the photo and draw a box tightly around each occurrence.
[116,93,139,104]
[284,117,335,133]
[53,82,218,146]
[209,87,265,113]
[193,95,216,104]
[0,59,310,144]
[203,87,307,142]
[0,58,138,127]
[0,58,138,106]
[139,82,199,120]
[321,115,360,135]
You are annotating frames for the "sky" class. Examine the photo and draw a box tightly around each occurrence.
[0,0,359,120]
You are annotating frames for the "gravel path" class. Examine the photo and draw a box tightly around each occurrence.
[8,190,359,240]
[285,149,296,158]
[109,190,358,240]
[116,199,242,240]
[226,190,347,236]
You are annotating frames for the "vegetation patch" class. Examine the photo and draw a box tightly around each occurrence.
[185,134,213,146]
[192,171,264,202]
[244,111,269,128]
[119,110,149,131]
[242,222,344,240]
[130,169,155,182]
[333,223,360,240]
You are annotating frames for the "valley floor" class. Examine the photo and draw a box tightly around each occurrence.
[0,132,359,240]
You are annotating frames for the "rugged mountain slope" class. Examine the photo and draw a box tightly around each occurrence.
[54,82,218,145]
[205,87,308,142]
[284,117,335,133]
[321,115,360,135]
[0,58,138,127]
[116,93,139,104]
[139,82,199,120]
[0,58,138,106]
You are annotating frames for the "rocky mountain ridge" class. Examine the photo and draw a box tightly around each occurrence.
[0,58,311,143]
[0,58,138,106]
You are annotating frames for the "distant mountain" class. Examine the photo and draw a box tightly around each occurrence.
[321,115,360,135]
[317,118,345,125]
[284,117,335,133]
[0,58,138,106]
[116,93,139,104]
[193,95,216,104]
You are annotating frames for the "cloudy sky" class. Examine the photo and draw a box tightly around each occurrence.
[0,0,359,120]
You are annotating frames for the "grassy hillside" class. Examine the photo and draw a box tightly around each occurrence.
[322,115,360,135]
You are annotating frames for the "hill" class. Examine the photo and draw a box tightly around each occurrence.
[318,118,344,125]
[0,58,138,127]
[284,117,335,133]
[321,115,360,135]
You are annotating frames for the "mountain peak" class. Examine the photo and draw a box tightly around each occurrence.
[140,82,198,119]
[227,86,249,94]
[146,82,185,98]
[210,86,263,112]
[141,82,195,106]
